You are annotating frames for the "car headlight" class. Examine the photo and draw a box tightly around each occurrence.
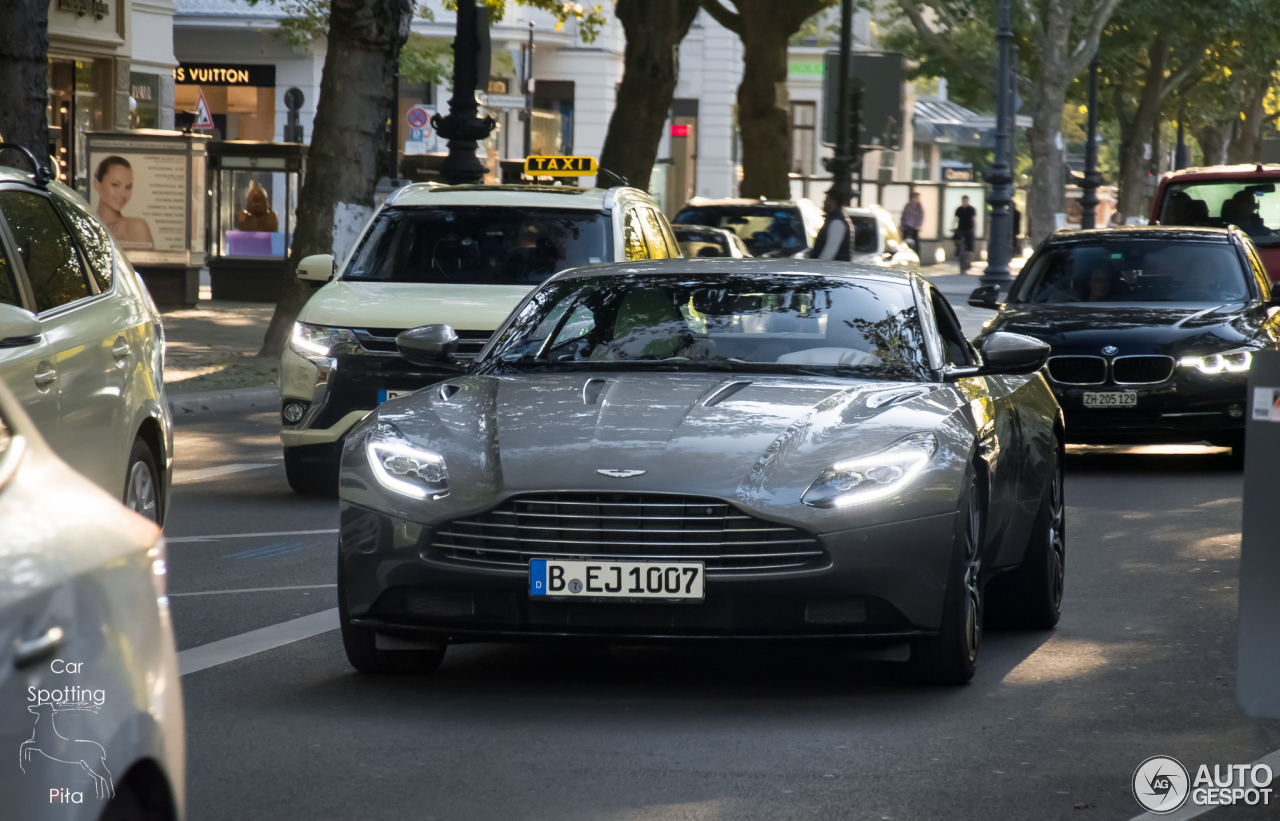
[290,322,355,361]
[1178,348,1253,375]
[802,432,937,508]
[365,423,449,500]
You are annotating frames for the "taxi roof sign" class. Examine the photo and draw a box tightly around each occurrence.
[524,155,598,177]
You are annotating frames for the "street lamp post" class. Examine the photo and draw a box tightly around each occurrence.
[981,0,1014,288]
[1080,53,1102,229]
[433,0,496,185]
[822,0,856,206]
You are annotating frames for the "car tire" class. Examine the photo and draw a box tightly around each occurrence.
[284,447,339,496]
[908,477,983,685]
[99,781,167,821]
[993,447,1065,631]
[338,560,446,674]
[1227,431,1246,469]
[124,437,163,525]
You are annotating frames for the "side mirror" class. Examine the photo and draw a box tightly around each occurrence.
[977,332,1050,375]
[396,324,464,369]
[968,284,1002,310]
[0,303,40,348]
[296,254,334,283]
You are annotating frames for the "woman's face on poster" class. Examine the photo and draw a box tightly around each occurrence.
[95,163,134,212]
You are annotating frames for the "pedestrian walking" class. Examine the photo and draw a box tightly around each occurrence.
[952,195,976,273]
[901,191,924,253]
[809,187,855,262]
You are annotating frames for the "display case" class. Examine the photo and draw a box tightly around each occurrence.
[206,141,307,301]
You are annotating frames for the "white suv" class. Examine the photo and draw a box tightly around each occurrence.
[0,159,172,523]
[280,184,679,494]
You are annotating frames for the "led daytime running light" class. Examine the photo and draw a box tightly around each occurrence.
[1179,350,1252,375]
[365,431,449,500]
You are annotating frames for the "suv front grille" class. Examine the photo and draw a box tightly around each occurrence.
[354,328,492,359]
[1047,356,1107,385]
[428,493,825,574]
[1112,355,1175,384]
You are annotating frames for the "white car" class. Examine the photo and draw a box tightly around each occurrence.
[280,184,679,494]
[0,158,172,523]
[0,381,184,820]
[846,205,921,270]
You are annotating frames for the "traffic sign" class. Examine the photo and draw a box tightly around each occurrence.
[409,128,424,142]
[524,155,598,177]
[406,105,431,131]
[192,87,215,131]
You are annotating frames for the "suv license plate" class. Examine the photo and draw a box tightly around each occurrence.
[1083,392,1138,408]
[529,559,704,600]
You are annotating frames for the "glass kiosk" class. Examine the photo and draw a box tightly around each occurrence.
[206,141,307,301]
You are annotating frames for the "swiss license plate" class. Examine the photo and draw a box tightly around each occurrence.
[529,559,704,600]
[377,389,412,404]
[1083,391,1138,408]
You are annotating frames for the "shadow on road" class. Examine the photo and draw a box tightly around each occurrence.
[1064,444,1240,476]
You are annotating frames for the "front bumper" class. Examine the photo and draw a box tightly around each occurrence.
[1047,373,1248,444]
[338,502,959,642]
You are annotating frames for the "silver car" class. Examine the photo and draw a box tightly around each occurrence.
[335,260,1064,684]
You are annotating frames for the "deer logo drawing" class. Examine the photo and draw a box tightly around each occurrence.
[19,703,114,800]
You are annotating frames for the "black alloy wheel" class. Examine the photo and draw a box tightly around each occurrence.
[988,444,1066,630]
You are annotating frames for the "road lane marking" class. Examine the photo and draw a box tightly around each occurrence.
[222,540,314,560]
[173,463,274,484]
[169,584,337,598]
[1125,747,1280,821]
[177,608,339,676]
[165,528,339,543]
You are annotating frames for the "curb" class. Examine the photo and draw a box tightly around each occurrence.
[167,385,279,417]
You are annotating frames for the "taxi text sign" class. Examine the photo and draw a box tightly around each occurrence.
[524,155,597,176]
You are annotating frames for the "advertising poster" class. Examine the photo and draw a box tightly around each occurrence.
[87,141,191,264]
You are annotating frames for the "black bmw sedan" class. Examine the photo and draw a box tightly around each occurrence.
[970,226,1280,457]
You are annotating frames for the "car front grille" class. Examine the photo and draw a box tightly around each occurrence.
[354,328,492,359]
[1112,355,1175,384]
[1047,356,1107,385]
[428,493,826,574]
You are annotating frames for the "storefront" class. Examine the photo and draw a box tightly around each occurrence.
[174,62,278,141]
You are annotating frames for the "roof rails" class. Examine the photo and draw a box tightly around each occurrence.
[0,143,54,188]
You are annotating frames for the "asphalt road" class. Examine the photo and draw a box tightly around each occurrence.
[166,400,1280,821]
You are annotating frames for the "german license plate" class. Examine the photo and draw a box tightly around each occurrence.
[377,389,412,404]
[529,559,704,600]
[1083,391,1138,408]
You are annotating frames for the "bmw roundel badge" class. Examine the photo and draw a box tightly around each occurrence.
[1102,345,1119,356]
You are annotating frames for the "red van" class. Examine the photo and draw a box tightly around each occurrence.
[1151,164,1280,280]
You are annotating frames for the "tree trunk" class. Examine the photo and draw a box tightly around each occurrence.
[1228,75,1273,165]
[258,0,412,358]
[1114,36,1170,220]
[1196,123,1231,166]
[597,0,701,191]
[0,0,50,167]
[736,19,793,199]
[1024,97,1066,242]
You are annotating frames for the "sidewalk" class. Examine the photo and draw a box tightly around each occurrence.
[162,300,279,394]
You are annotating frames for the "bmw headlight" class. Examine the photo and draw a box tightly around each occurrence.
[365,423,449,500]
[290,322,355,362]
[802,432,937,508]
[1178,348,1253,375]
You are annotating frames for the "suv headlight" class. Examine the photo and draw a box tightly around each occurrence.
[802,432,937,508]
[366,423,449,500]
[1178,348,1253,375]
[290,322,355,361]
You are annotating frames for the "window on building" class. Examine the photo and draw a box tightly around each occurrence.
[912,144,932,181]
[790,102,816,176]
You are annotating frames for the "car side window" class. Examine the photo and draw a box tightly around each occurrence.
[0,232,20,307]
[639,207,671,259]
[623,208,648,261]
[0,191,92,313]
[930,287,973,366]
[53,198,113,293]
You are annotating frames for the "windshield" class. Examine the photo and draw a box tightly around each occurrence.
[673,227,731,258]
[478,273,930,380]
[1158,181,1280,246]
[673,206,808,257]
[1013,240,1249,304]
[343,206,611,285]
[849,215,878,253]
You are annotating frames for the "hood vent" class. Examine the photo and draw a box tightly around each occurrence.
[866,386,931,410]
[439,383,462,401]
[703,380,753,407]
[582,378,609,406]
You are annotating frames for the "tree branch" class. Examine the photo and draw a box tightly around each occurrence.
[699,0,741,34]
[1066,0,1124,79]
[895,0,994,92]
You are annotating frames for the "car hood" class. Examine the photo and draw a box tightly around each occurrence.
[986,302,1258,355]
[300,280,534,331]
[368,372,964,523]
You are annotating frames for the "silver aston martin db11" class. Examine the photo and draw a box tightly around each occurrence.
[335,260,1064,684]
